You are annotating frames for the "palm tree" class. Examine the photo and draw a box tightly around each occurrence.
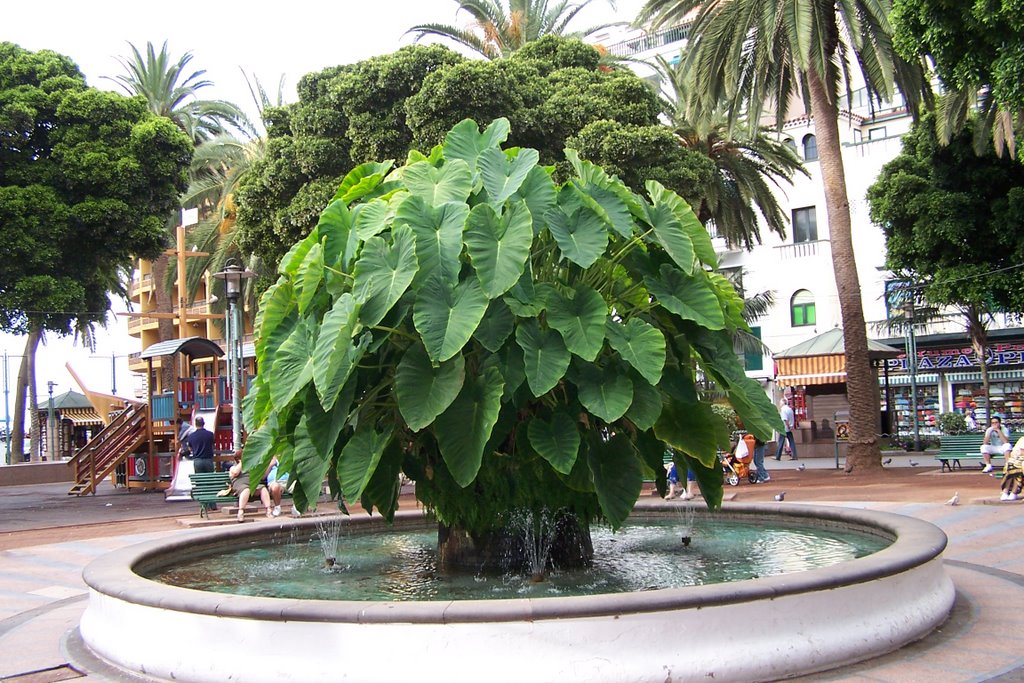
[654,54,808,250]
[638,0,929,472]
[106,41,246,143]
[407,0,623,59]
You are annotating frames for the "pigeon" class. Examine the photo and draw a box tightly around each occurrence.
[945,492,960,506]
[774,492,786,501]
[883,458,893,465]
[796,463,806,471]
[909,459,919,467]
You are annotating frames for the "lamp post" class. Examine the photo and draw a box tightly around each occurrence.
[212,260,255,452]
[903,299,921,452]
[46,381,56,461]
[90,352,130,395]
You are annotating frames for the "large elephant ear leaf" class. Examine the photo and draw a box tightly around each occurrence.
[413,275,489,364]
[279,230,319,277]
[575,363,634,423]
[254,279,295,368]
[465,200,534,298]
[316,199,357,270]
[292,419,336,513]
[352,224,418,327]
[515,319,571,397]
[625,376,662,431]
[337,422,394,504]
[395,344,466,432]
[297,242,324,315]
[474,298,515,352]
[360,442,404,522]
[654,399,729,468]
[605,318,666,385]
[528,412,579,474]
[646,179,717,268]
[587,433,644,530]
[644,200,694,275]
[433,366,504,487]
[645,265,726,330]
[395,195,466,287]
[312,293,365,412]
[352,198,390,241]
[544,204,608,268]
[443,117,511,172]
[513,165,557,233]
[269,319,316,409]
[403,159,473,206]
[335,160,394,204]
[479,146,540,206]
[545,285,607,361]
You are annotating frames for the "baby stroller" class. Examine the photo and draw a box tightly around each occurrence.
[721,433,759,486]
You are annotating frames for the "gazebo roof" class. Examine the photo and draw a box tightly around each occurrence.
[140,336,224,360]
[36,390,92,410]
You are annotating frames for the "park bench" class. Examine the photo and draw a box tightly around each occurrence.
[189,471,234,518]
[935,433,1007,473]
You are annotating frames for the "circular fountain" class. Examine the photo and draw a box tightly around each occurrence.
[75,503,953,683]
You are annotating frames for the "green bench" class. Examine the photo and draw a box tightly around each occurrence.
[189,471,235,518]
[935,434,1007,473]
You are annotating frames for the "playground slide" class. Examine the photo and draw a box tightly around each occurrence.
[164,408,220,502]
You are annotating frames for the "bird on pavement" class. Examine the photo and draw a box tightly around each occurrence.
[945,492,960,506]
[796,463,806,471]
[909,459,919,466]
[882,458,893,465]
[774,492,786,501]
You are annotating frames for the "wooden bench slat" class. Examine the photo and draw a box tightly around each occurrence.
[934,434,1008,472]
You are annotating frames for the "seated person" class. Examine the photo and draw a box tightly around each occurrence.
[1001,436,1024,502]
[981,416,1012,473]
[266,456,292,517]
[228,459,273,522]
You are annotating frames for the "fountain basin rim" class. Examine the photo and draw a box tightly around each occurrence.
[83,502,946,624]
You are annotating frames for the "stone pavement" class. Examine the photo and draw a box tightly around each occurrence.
[3,462,1024,682]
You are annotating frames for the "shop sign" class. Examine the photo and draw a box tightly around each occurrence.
[835,421,850,441]
[883,341,1024,373]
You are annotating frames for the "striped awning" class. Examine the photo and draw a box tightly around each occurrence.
[946,369,1024,383]
[60,408,103,427]
[880,373,939,386]
[775,354,847,386]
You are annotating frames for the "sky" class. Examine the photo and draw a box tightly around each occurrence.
[1,0,647,418]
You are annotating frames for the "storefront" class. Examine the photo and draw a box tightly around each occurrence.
[877,330,1024,435]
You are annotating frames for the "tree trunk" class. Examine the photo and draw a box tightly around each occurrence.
[9,329,37,462]
[437,512,594,576]
[965,306,991,423]
[27,330,40,462]
[806,72,882,472]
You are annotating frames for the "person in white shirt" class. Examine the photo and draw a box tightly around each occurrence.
[981,416,1012,473]
[774,399,798,461]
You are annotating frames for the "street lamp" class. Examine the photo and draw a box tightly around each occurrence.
[47,381,57,461]
[903,298,920,452]
[212,259,255,451]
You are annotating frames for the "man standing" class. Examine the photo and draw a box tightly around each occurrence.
[186,416,216,474]
[774,398,798,461]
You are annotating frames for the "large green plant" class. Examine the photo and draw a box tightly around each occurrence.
[242,118,781,535]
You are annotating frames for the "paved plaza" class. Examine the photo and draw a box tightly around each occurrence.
[2,458,1024,682]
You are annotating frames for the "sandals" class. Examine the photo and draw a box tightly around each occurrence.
[236,511,245,523]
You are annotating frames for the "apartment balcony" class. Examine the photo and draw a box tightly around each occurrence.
[773,239,830,260]
[130,272,154,299]
[604,22,691,57]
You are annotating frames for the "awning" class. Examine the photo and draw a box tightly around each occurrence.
[947,369,1024,383]
[60,408,103,427]
[775,354,847,386]
[881,373,939,386]
[140,336,224,360]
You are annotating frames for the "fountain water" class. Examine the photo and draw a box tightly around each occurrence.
[313,513,342,568]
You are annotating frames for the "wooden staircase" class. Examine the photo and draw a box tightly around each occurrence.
[67,402,149,496]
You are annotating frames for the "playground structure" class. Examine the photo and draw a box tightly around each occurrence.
[65,337,245,496]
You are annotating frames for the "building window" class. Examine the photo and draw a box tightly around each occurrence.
[802,134,818,161]
[792,207,817,243]
[791,290,816,327]
[868,126,887,140]
[744,326,764,371]
[784,138,797,154]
